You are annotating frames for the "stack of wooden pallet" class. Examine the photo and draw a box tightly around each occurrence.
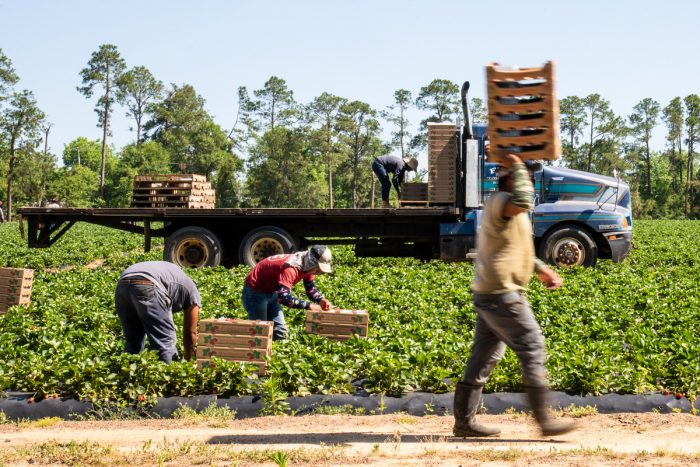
[486,61,560,162]
[131,174,216,208]
[196,319,273,375]
[427,122,459,204]
[399,182,429,207]
[305,309,369,341]
[0,268,33,313]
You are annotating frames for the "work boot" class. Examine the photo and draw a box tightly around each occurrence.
[452,382,501,437]
[381,199,391,208]
[525,386,578,436]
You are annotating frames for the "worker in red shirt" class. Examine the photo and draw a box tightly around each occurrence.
[242,245,333,340]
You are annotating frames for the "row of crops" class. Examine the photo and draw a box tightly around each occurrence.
[0,220,698,405]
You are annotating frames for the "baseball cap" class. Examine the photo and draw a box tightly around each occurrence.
[308,245,332,273]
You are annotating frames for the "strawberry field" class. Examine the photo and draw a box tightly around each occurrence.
[0,220,699,406]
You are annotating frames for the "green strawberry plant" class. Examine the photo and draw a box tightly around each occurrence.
[0,220,698,404]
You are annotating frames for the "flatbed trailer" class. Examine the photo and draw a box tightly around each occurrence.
[17,206,462,268]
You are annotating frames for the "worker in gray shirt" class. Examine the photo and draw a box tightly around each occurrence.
[371,155,418,208]
[115,261,201,363]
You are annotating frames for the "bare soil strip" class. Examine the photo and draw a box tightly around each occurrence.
[1,413,700,465]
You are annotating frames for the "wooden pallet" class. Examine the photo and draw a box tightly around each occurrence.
[131,174,216,208]
[134,174,207,183]
[486,61,560,161]
[398,200,455,208]
[427,123,459,204]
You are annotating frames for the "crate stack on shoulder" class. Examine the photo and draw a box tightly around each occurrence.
[305,309,369,341]
[196,318,273,375]
[0,268,34,313]
[131,174,216,208]
[486,61,560,162]
[399,182,429,207]
[427,122,459,204]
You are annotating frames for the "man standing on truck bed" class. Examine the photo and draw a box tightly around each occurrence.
[242,245,333,341]
[453,154,578,438]
[371,155,418,208]
[115,261,201,364]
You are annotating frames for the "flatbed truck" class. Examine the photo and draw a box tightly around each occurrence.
[17,83,633,269]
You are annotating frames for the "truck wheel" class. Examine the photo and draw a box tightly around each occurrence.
[238,226,296,267]
[539,225,597,268]
[164,227,223,268]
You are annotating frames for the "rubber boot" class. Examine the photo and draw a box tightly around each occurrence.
[452,382,501,437]
[525,386,578,436]
[381,199,391,208]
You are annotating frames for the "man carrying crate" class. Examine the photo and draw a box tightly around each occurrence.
[242,245,333,341]
[115,261,201,363]
[454,154,577,438]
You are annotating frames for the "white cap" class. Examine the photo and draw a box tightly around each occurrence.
[308,245,332,273]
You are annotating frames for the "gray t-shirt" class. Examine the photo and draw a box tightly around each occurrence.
[120,261,201,311]
[375,155,407,177]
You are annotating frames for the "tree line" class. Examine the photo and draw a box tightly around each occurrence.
[1,44,699,220]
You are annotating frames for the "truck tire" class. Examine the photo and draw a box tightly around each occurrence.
[164,226,223,268]
[539,225,597,268]
[238,226,296,267]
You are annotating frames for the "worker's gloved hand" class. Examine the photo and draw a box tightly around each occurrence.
[320,298,332,311]
[309,303,323,312]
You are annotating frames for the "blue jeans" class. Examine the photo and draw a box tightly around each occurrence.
[372,159,392,201]
[241,285,288,341]
[115,282,178,363]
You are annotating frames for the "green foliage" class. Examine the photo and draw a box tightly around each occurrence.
[335,100,385,208]
[116,65,163,143]
[119,141,170,174]
[172,401,236,426]
[1,89,46,219]
[47,165,99,208]
[245,126,325,208]
[0,48,19,101]
[258,378,290,416]
[62,137,110,172]
[1,220,699,404]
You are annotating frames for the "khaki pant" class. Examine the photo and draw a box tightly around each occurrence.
[462,291,548,388]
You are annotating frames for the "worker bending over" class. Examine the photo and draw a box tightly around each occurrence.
[242,245,333,340]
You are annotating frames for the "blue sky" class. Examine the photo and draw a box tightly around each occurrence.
[1,0,697,158]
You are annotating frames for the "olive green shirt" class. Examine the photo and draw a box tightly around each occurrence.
[471,191,536,294]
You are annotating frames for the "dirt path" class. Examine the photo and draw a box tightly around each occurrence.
[1,413,699,465]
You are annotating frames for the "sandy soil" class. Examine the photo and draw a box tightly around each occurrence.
[1,412,700,465]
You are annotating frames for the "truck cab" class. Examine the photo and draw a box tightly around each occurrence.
[446,122,633,267]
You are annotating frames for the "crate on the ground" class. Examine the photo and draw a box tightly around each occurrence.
[197,347,268,362]
[305,308,369,325]
[305,321,368,338]
[196,319,273,375]
[305,308,369,340]
[131,173,216,208]
[199,318,274,337]
[486,61,560,162]
[198,333,270,350]
[305,309,369,341]
[0,268,33,313]
[196,359,267,374]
